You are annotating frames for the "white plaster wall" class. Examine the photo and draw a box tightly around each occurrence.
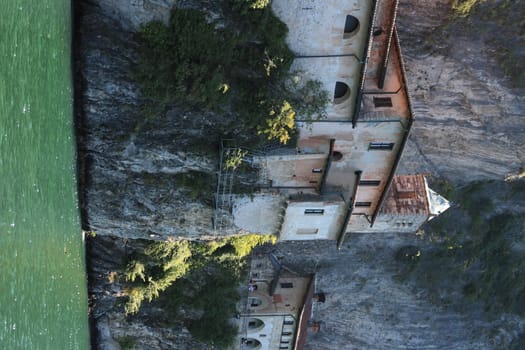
[297,121,405,211]
[262,153,327,187]
[291,56,361,120]
[346,213,428,233]
[280,200,346,240]
[232,195,283,234]
[272,0,373,57]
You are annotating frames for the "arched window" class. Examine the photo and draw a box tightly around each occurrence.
[247,318,265,332]
[343,15,359,38]
[244,338,262,349]
[333,82,350,104]
[249,297,263,308]
[332,151,343,161]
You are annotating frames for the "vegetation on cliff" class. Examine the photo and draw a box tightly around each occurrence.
[134,5,328,145]
[449,0,525,87]
[396,179,525,317]
[122,234,276,347]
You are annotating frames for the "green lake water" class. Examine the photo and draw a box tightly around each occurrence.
[0,1,90,349]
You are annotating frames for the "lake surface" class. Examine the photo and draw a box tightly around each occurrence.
[0,1,90,348]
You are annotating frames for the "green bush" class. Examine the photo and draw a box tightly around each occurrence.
[117,336,136,350]
[134,5,328,144]
[123,234,275,346]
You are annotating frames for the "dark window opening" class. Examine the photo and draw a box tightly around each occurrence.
[332,151,343,161]
[283,320,294,325]
[280,347,289,349]
[359,180,381,186]
[369,142,394,150]
[373,27,383,36]
[309,180,318,184]
[304,209,324,215]
[280,282,293,288]
[344,15,359,37]
[297,228,319,234]
[355,202,372,207]
[373,97,393,108]
[334,82,349,99]
[282,332,293,336]
[249,298,262,307]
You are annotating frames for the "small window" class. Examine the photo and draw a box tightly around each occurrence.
[359,180,381,186]
[280,347,289,350]
[333,82,351,104]
[304,209,324,215]
[309,180,318,184]
[373,27,383,36]
[249,297,262,307]
[297,228,319,235]
[369,142,394,150]
[355,202,372,207]
[248,318,264,330]
[343,15,359,38]
[283,320,294,325]
[280,282,293,288]
[282,332,293,336]
[312,168,323,173]
[373,97,393,108]
[332,151,343,161]
[244,339,262,348]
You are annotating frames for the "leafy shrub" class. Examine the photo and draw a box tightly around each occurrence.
[122,234,274,347]
[134,5,328,144]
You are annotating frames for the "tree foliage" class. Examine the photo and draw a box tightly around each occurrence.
[258,100,295,144]
[122,234,275,347]
[134,5,328,145]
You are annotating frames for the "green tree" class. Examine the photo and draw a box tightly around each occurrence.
[258,100,296,144]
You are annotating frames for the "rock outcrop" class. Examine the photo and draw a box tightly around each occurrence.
[76,0,229,241]
[396,0,525,183]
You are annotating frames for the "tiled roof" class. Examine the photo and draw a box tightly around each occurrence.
[380,174,429,215]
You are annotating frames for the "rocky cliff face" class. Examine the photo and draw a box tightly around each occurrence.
[76,0,525,349]
[76,0,232,241]
[396,0,525,183]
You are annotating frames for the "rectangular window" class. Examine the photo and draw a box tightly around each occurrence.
[283,320,294,325]
[312,168,323,173]
[280,347,289,349]
[373,97,393,108]
[309,180,318,184]
[355,202,372,207]
[280,282,293,288]
[282,332,293,336]
[369,142,394,150]
[359,180,381,186]
[297,228,319,235]
[304,209,324,215]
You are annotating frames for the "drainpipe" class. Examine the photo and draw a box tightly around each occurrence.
[370,117,413,227]
[337,170,362,249]
[370,28,415,227]
[378,0,400,89]
[352,0,379,128]
[319,139,335,194]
